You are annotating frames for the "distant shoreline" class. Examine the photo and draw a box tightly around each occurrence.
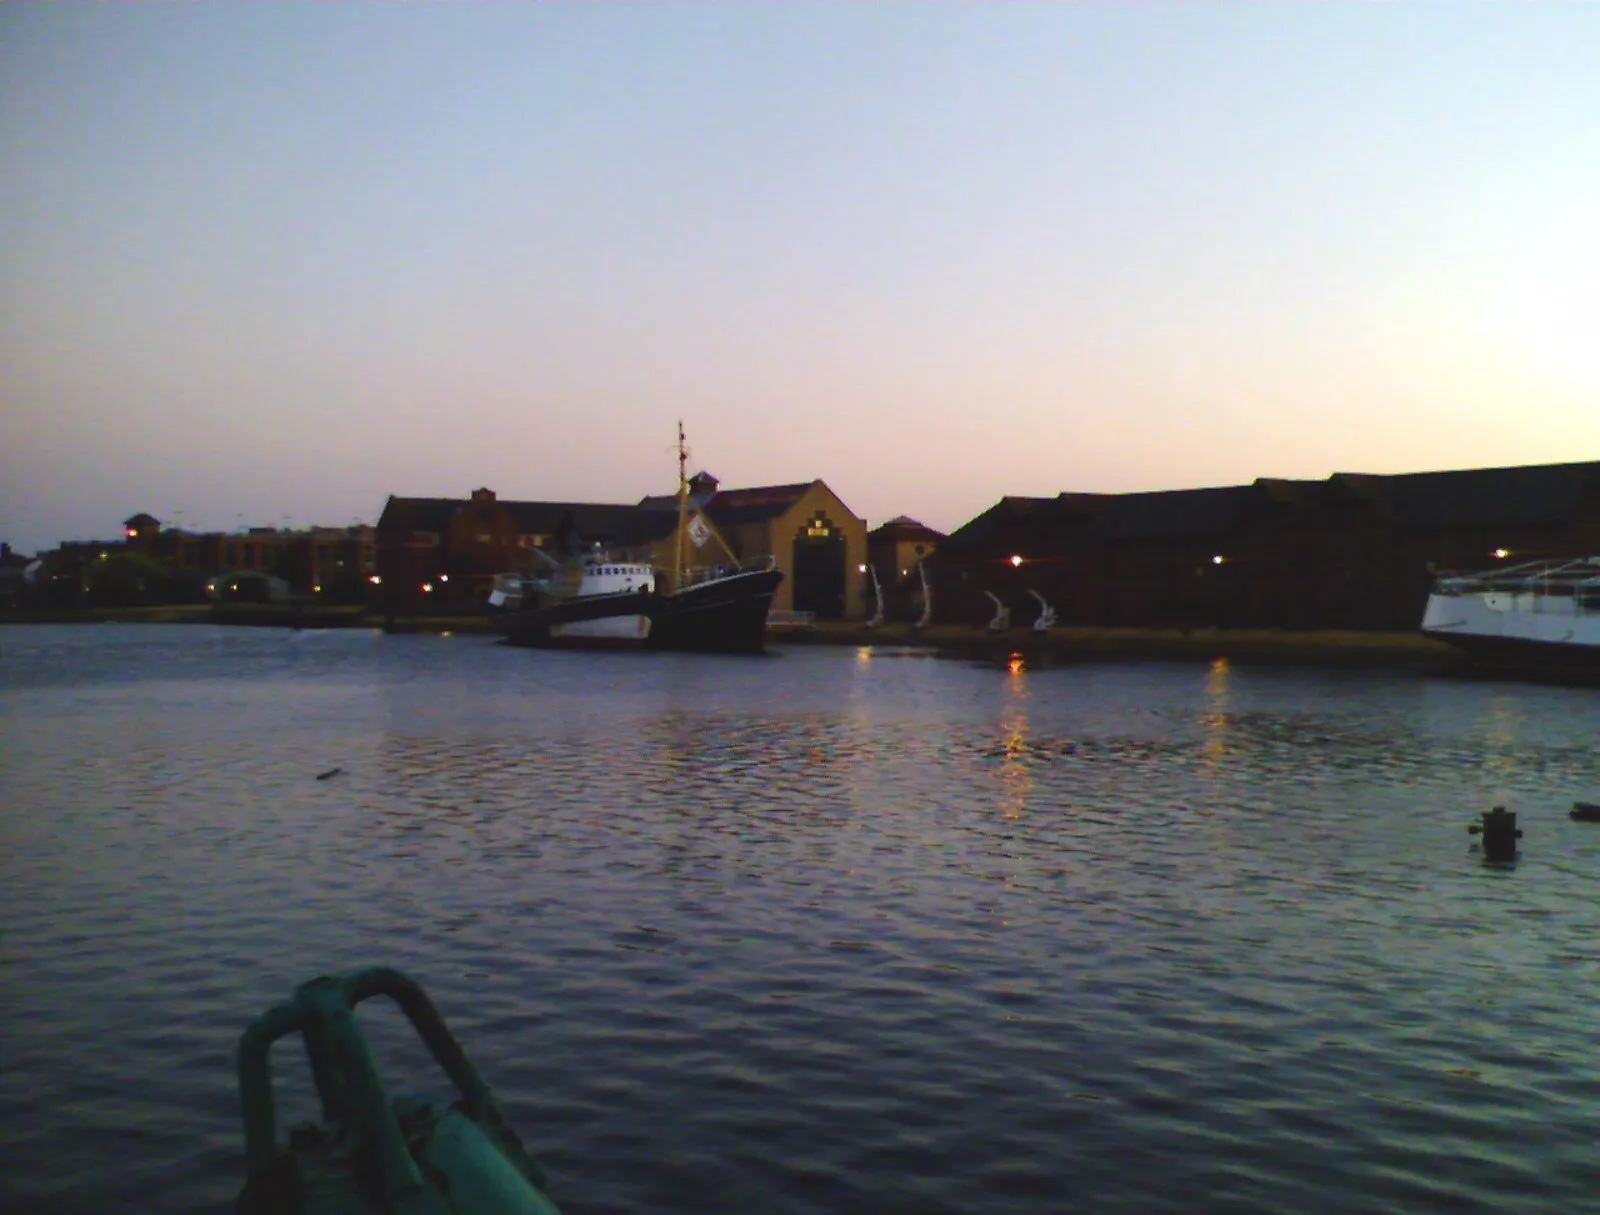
[2,604,1471,674]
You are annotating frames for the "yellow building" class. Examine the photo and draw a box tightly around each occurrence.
[641,476,869,619]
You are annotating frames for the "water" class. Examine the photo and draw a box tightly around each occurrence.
[3,625,1599,1214]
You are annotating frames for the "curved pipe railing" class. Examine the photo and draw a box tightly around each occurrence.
[238,967,501,1205]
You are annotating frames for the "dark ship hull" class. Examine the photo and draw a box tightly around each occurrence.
[1421,629,1600,683]
[494,567,783,653]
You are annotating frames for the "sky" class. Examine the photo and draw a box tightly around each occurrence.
[2,4,1598,553]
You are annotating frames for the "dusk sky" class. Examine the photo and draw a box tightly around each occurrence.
[3,4,1597,554]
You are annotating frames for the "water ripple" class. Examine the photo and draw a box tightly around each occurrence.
[3,627,1600,1214]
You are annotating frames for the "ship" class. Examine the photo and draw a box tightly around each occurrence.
[490,426,784,652]
[1420,556,1600,677]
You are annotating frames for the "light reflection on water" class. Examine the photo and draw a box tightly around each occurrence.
[3,625,1600,1215]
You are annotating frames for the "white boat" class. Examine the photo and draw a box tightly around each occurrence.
[489,556,658,645]
[1421,557,1600,676]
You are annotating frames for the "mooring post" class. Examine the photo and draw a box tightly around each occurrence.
[1468,805,1522,862]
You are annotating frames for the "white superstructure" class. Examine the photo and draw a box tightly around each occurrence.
[1422,558,1600,651]
[489,554,655,610]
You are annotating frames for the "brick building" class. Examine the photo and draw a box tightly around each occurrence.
[376,478,870,619]
[866,516,945,622]
[931,460,1600,631]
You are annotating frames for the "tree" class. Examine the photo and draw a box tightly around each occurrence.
[86,551,169,607]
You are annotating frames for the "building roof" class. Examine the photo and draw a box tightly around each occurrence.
[868,516,946,543]
[1249,477,1323,507]
[1095,485,1251,540]
[1370,461,1600,528]
[502,501,679,547]
[700,482,816,526]
[939,497,1054,550]
[380,493,681,548]
[939,459,1600,553]
[380,497,465,533]
[386,479,848,548]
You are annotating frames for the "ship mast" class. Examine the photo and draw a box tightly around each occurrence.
[675,420,688,591]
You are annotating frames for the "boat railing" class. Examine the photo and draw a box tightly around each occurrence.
[676,555,777,588]
[1433,558,1600,611]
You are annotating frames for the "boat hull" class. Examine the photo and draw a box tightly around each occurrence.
[494,568,783,653]
[1422,590,1600,680]
[646,567,784,653]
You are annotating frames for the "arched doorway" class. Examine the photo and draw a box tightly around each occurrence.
[791,511,847,618]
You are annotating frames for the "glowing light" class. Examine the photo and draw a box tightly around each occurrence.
[1212,555,1226,565]
[422,582,434,592]
[369,575,381,585]
[1007,652,1025,675]
[313,584,321,593]
[1492,548,1510,559]
[858,564,868,573]
[1009,554,1023,567]
[439,574,449,582]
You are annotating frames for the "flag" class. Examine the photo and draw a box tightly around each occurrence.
[687,512,712,549]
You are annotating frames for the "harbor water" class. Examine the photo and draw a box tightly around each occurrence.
[3,624,1599,1214]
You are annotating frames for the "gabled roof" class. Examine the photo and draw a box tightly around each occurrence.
[704,482,815,526]
[380,496,463,532]
[501,501,678,547]
[1249,477,1322,507]
[941,459,1600,552]
[381,494,678,546]
[869,516,946,543]
[1095,485,1251,540]
[387,479,847,547]
[1373,461,1600,528]
[940,497,1053,550]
